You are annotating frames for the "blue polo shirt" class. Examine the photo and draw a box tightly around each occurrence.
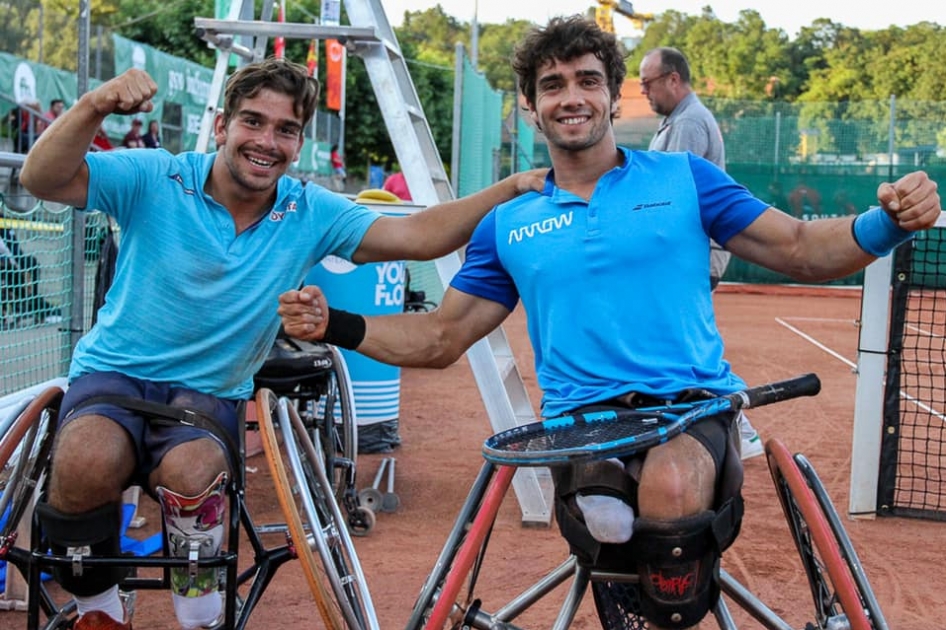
[451,148,769,417]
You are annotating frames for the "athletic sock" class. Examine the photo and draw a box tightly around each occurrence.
[75,584,125,623]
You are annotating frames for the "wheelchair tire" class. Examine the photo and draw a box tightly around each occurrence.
[259,389,378,630]
[320,345,358,501]
[404,463,512,630]
[257,388,347,630]
[766,438,876,630]
[0,387,60,540]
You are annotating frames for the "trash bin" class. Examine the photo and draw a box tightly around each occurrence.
[306,191,424,453]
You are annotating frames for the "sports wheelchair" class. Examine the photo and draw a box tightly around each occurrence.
[406,374,889,630]
[0,341,376,630]
[252,335,375,534]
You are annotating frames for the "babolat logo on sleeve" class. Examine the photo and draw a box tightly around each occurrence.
[508,211,573,244]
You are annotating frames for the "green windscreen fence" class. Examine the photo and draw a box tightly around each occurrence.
[408,49,505,306]
[656,98,946,286]
[456,54,503,198]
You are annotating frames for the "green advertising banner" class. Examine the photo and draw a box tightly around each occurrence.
[112,35,216,152]
[294,140,333,176]
[0,51,84,115]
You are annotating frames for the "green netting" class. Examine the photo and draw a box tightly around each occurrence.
[516,116,536,172]
[408,49,505,307]
[457,54,503,198]
[1,200,82,397]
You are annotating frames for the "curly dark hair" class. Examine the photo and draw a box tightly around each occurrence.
[512,15,627,108]
[222,57,320,128]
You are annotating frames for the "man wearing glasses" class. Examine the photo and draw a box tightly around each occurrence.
[640,46,764,460]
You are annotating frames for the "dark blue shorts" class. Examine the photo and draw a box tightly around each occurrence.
[60,371,242,486]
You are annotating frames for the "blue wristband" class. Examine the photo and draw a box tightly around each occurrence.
[851,207,914,257]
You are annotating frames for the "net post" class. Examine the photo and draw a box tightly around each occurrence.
[849,254,893,518]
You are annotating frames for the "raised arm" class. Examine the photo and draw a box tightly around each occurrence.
[350,169,548,264]
[726,171,940,282]
[19,69,158,208]
[278,285,512,368]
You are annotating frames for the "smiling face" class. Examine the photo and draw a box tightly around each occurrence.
[529,53,619,154]
[212,88,305,195]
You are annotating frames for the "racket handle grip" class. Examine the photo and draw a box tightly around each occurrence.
[736,373,821,409]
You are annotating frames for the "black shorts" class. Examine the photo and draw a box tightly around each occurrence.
[60,371,242,487]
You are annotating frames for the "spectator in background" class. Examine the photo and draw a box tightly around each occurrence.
[92,126,114,151]
[14,100,42,153]
[122,119,145,149]
[330,143,346,191]
[40,98,65,134]
[382,166,412,201]
[789,180,824,219]
[641,45,764,460]
[0,226,62,328]
[142,120,161,149]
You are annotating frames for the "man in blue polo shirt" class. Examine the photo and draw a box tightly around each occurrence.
[280,16,940,630]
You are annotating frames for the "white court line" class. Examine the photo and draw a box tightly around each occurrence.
[775,317,946,423]
[780,317,855,323]
[905,323,945,339]
[775,317,856,369]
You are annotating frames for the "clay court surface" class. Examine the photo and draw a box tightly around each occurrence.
[2,288,944,629]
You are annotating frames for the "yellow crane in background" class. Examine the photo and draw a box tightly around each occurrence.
[594,0,654,33]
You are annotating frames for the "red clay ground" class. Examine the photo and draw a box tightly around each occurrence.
[2,289,944,628]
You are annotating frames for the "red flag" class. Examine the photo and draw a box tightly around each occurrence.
[325,39,344,111]
[274,0,285,59]
[306,38,319,77]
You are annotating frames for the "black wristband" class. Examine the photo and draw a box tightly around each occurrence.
[323,307,366,350]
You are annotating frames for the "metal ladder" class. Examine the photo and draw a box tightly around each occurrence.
[192,0,552,524]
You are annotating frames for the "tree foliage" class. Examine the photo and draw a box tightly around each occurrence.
[5,1,946,169]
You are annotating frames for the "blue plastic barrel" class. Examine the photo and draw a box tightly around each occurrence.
[306,195,418,452]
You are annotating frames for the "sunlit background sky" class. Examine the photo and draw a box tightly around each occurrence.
[379,0,940,39]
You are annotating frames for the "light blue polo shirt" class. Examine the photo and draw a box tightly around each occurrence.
[73,149,380,399]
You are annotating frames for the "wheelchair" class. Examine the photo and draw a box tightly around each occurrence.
[406,377,889,630]
[0,369,377,629]
[252,335,375,535]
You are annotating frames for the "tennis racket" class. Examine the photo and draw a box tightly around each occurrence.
[482,373,821,466]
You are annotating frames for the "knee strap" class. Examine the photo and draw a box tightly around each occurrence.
[630,512,721,629]
[35,501,127,596]
[157,472,228,598]
[552,460,637,569]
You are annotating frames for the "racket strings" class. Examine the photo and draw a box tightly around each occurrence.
[491,411,669,454]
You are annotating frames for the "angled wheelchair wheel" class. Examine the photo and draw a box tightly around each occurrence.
[258,389,378,630]
[794,453,889,630]
[257,388,347,630]
[405,463,512,630]
[0,388,62,625]
[0,387,60,540]
[766,439,876,630]
[317,345,358,501]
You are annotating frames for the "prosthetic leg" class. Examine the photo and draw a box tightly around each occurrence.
[157,472,228,629]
